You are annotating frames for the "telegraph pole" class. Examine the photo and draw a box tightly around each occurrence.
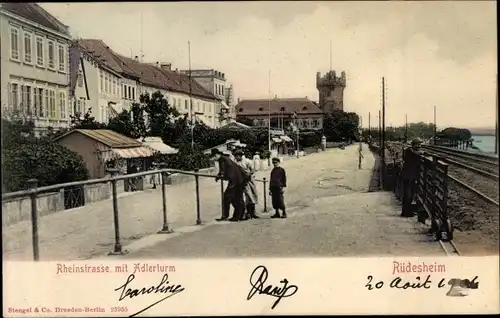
[268,69,271,163]
[495,76,498,155]
[378,109,381,147]
[368,112,371,137]
[381,77,386,163]
[433,105,437,145]
[404,114,408,143]
[188,41,194,152]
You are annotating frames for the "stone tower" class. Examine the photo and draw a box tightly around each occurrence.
[316,70,346,113]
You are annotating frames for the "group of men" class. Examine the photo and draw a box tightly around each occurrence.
[210,148,287,222]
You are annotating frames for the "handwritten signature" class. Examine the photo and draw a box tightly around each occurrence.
[247,265,298,309]
[114,273,185,317]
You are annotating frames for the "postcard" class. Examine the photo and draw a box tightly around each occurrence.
[2,1,499,316]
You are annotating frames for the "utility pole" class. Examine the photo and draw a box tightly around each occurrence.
[378,109,381,147]
[381,77,386,189]
[495,76,498,155]
[368,112,371,137]
[404,114,408,143]
[433,105,437,145]
[268,69,272,164]
[188,41,194,152]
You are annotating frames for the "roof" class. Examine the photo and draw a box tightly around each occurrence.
[138,137,178,154]
[220,121,251,130]
[53,129,142,148]
[1,3,70,36]
[235,98,323,116]
[76,39,217,100]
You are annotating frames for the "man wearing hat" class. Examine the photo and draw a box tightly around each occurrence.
[401,138,423,217]
[211,148,246,222]
[234,149,259,219]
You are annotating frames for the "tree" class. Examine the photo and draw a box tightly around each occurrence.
[107,109,138,138]
[1,118,89,192]
[438,127,471,141]
[70,108,107,130]
[323,109,360,141]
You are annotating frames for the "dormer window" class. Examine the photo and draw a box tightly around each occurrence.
[280,107,285,111]
[302,106,307,111]
[258,107,263,111]
[239,108,243,112]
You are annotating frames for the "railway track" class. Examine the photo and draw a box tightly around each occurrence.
[439,239,461,256]
[422,145,499,174]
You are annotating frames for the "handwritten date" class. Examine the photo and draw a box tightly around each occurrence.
[365,275,479,295]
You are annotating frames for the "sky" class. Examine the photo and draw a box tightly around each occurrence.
[41,1,497,129]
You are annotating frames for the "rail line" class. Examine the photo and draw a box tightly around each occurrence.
[422,145,499,167]
[448,174,499,206]
[439,240,461,256]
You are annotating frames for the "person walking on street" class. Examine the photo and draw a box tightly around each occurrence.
[234,149,259,220]
[149,162,158,189]
[269,157,287,219]
[211,148,246,222]
[127,163,138,192]
[358,143,364,169]
[401,138,423,217]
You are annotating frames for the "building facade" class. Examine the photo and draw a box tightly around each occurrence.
[73,40,219,128]
[235,97,324,130]
[180,69,235,126]
[316,70,346,113]
[0,3,71,133]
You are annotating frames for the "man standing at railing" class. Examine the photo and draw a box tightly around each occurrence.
[401,138,423,217]
[234,149,259,220]
[211,148,246,222]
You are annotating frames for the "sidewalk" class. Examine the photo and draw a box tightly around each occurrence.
[3,148,340,261]
[120,191,443,259]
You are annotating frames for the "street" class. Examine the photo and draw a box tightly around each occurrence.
[3,144,443,261]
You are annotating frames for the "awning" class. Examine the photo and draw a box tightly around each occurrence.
[272,137,283,143]
[139,137,178,154]
[111,146,155,159]
[280,135,293,142]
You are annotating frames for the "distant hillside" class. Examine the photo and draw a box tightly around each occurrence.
[468,127,496,136]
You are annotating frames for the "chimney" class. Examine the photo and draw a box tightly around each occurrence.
[274,94,278,99]
[134,55,139,62]
[156,61,159,67]
[160,62,172,71]
[237,98,240,103]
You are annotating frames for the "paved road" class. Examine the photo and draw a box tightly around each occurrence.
[3,146,368,261]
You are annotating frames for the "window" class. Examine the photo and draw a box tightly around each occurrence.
[24,32,32,63]
[59,92,66,119]
[258,107,263,111]
[112,78,116,95]
[9,83,19,111]
[203,103,206,113]
[77,70,83,87]
[184,100,188,110]
[122,84,125,98]
[43,89,49,118]
[58,44,65,72]
[36,36,44,66]
[104,73,109,93]
[100,70,103,91]
[313,119,319,127]
[10,27,19,60]
[197,101,200,112]
[49,90,56,119]
[35,88,44,117]
[131,87,135,100]
[48,41,55,69]
[21,85,32,114]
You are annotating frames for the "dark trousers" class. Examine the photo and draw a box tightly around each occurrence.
[223,184,245,219]
[402,178,417,216]
[270,187,285,210]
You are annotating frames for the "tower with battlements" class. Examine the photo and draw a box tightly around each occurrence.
[316,70,346,113]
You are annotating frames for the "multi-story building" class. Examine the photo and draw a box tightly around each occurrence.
[316,70,346,113]
[73,40,219,128]
[0,3,72,133]
[180,69,235,126]
[235,97,324,130]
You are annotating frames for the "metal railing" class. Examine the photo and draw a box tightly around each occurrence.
[2,168,269,261]
[391,150,452,241]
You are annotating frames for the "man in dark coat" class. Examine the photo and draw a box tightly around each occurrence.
[211,148,246,222]
[401,138,423,217]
